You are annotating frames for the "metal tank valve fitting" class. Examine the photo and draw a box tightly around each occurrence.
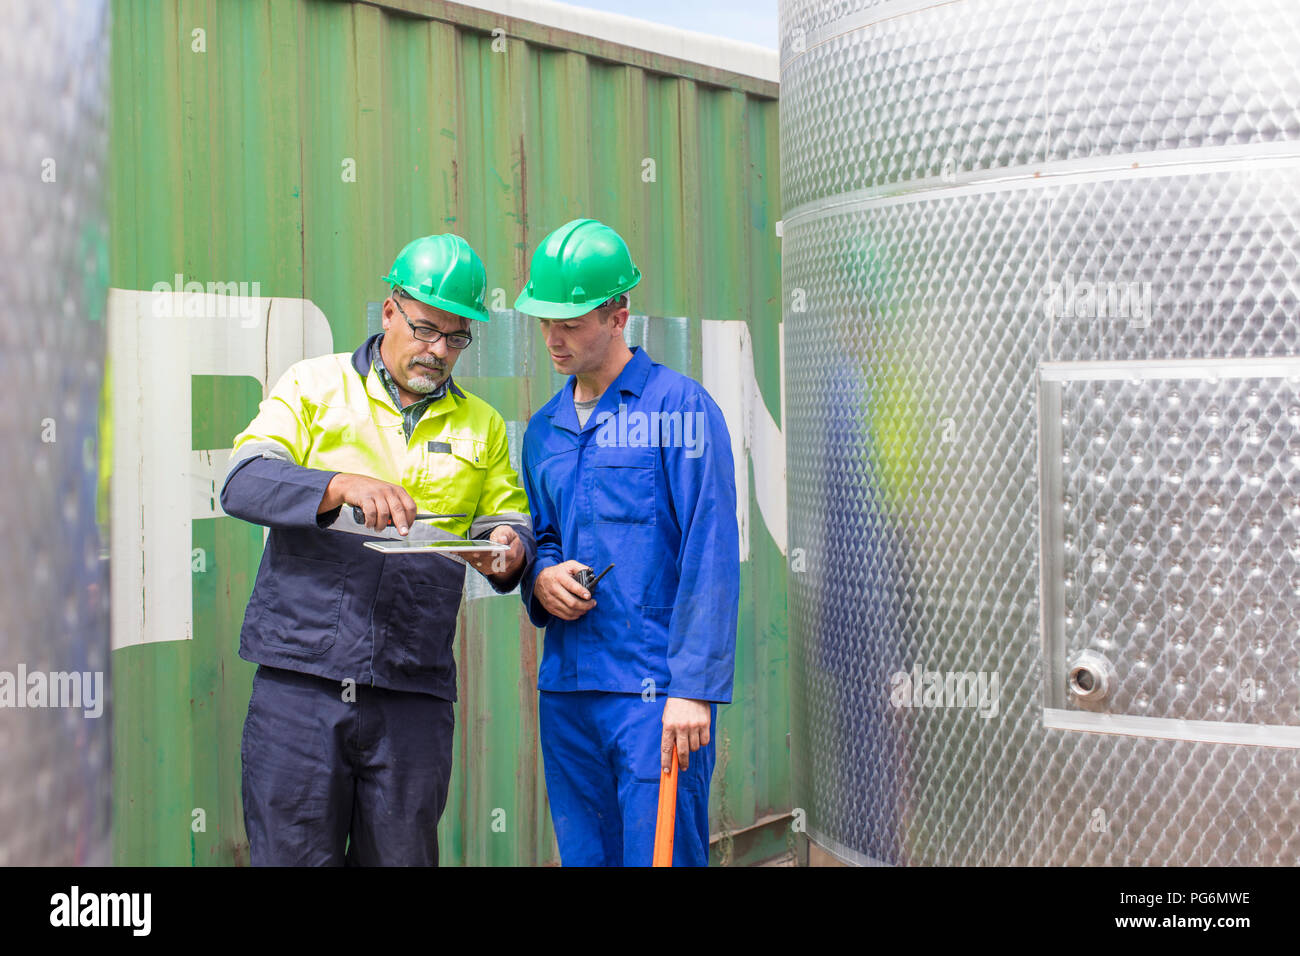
[1067,650,1117,707]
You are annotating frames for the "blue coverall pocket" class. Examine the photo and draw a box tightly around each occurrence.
[240,669,264,767]
[376,580,462,671]
[258,552,345,657]
[588,450,655,525]
[637,604,674,666]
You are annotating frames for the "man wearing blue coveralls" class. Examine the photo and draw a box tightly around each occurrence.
[221,234,534,865]
[515,218,739,867]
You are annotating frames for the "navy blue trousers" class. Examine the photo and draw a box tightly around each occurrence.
[241,665,454,866]
[539,691,716,867]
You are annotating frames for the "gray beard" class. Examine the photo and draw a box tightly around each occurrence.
[406,363,446,393]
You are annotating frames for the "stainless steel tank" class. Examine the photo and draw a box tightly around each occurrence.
[0,0,111,865]
[781,0,1300,864]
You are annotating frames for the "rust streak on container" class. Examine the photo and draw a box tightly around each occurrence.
[517,612,539,858]
[517,133,528,278]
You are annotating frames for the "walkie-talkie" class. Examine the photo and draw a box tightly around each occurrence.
[573,563,615,594]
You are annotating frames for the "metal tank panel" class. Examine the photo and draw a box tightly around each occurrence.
[781,0,1300,865]
[0,0,112,864]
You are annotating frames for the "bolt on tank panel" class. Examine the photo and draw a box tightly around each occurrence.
[780,0,1300,213]
[786,169,1300,863]
[1039,362,1300,744]
[1044,166,1300,362]
[785,188,1051,865]
[783,0,1300,863]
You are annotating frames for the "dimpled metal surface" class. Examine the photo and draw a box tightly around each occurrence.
[780,0,1300,213]
[0,0,111,865]
[1050,372,1300,726]
[782,0,1300,865]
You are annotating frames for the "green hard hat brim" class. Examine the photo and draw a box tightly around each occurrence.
[382,275,491,323]
[513,272,641,319]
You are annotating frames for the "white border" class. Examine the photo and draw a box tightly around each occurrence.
[1044,709,1300,749]
[781,142,1300,228]
[1040,356,1300,382]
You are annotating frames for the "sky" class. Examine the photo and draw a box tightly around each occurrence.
[554,0,778,49]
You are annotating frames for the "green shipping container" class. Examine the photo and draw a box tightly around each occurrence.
[108,0,787,866]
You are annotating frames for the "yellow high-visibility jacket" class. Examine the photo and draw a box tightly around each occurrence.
[221,334,533,699]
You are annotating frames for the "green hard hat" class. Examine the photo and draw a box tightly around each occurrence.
[382,234,489,323]
[514,218,642,319]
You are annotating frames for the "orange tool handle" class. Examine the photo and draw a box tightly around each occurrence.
[652,754,679,867]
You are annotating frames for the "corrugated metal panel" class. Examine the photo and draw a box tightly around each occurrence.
[109,0,787,865]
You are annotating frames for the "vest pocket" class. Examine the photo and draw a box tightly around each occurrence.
[416,435,488,515]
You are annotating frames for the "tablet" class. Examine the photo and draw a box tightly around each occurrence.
[363,538,509,555]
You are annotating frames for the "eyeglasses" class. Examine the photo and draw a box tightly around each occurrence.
[391,295,473,350]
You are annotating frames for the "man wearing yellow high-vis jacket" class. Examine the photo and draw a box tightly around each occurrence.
[220,234,534,866]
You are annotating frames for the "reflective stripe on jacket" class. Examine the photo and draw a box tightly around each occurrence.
[221,334,534,699]
[519,347,739,702]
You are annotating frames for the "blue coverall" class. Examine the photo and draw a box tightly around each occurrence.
[520,346,739,866]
